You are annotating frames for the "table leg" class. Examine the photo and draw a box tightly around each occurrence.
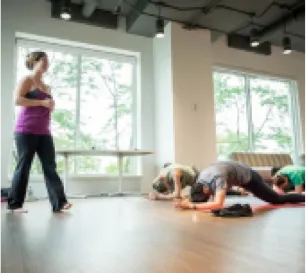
[109,155,124,197]
[63,154,86,199]
[118,154,123,194]
[63,154,68,192]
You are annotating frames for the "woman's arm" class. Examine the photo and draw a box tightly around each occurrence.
[172,169,182,198]
[153,170,183,200]
[154,192,179,200]
[272,184,285,195]
[295,185,304,193]
[15,77,52,108]
[175,189,226,210]
[15,77,41,107]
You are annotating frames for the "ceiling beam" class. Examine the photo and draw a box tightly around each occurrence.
[186,0,224,41]
[126,0,150,31]
[187,0,224,28]
[257,3,305,41]
[82,0,98,18]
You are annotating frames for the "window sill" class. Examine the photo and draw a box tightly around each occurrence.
[8,174,143,182]
[68,174,143,180]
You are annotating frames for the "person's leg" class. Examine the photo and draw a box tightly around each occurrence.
[36,135,70,212]
[7,133,38,211]
[243,170,305,204]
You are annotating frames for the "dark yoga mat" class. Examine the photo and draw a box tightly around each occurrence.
[252,203,305,211]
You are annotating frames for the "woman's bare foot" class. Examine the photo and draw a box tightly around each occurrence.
[53,202,73,213]
[62,202,72,210]
[8,208,28,213]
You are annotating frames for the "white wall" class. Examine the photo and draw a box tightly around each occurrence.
[212,36,305,152]
[1,0,155,195]
[171,24,217,169]
[153,24,175,169]
[153,23,218,170]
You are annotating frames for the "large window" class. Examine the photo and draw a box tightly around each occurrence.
[11,39,138,175]
[213,69,302,161]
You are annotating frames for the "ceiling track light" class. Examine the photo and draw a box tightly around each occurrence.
[60,0,72,20]
[282,36,292,54]
[155,18,164,38]
[250,28,260,47]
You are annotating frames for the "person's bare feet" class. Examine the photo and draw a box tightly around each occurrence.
[53,202,73,213]
[62,202,72,210]
[7,208,28,213]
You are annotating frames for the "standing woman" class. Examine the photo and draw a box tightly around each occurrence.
[8,51,72,213]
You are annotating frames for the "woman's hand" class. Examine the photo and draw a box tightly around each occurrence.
[50,99,55,112]
[239,188,249,196]
[174,198,193,210]
[41,99,54,110]
[173,195,182,202]
[149,192,158,200]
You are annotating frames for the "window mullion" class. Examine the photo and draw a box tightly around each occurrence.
[245,75,253,152]
[289,81,302,163]
[132,60,138,174]
[74,54,82,173]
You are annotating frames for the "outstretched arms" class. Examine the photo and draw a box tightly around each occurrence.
[175,189,226,210]
[175,176,228,210]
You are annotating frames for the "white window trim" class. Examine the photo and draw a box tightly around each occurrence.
[16,32,139,63]
[8,174,143,182]
[213,68,302,161]
[16,38,137,66]
[213,65,297,82]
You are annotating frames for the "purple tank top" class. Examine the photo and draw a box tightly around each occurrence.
[15,89,51,135]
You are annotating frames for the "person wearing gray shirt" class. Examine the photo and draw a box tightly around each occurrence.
[175,161,305,210]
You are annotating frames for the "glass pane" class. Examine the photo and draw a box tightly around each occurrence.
[47,51,78,153]
[214,72,249,160]
[11,45,78,175]
[250,77,293,153]
[77,56,135,174]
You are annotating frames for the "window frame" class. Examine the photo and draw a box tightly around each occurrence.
[12,38,139,177]
[213,67,303,162]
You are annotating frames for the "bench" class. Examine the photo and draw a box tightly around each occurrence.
[230,152,293,181]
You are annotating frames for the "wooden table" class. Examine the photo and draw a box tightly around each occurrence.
[56,149,153,197]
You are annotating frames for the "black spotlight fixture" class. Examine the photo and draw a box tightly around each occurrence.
[114,0,122,15]
[114,5,121,15]
[60,0,72,20]
[155,18,164,38]
[250,28,260,47]
[283,37,292,54]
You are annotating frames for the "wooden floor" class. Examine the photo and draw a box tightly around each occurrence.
[1,197,305,273]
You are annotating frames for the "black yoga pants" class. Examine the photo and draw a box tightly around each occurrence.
[242,170,305,204]
[8,133,67,211]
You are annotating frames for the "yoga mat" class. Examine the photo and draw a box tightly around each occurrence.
[1,197,7,203]
[252,203,305,211]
